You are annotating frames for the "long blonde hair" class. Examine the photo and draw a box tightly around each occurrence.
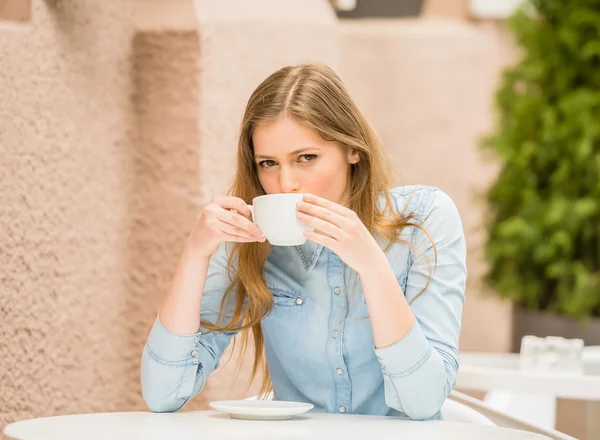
[201,63,436,397]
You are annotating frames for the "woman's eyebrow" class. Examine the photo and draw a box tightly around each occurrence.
[254,147,319,160]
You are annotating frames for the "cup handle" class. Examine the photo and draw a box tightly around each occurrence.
[247,205,254,222]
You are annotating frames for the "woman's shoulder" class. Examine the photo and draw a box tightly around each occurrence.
[387,185,464,239]
[383,185,449,217]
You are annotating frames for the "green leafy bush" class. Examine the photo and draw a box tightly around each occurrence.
[482,0,600,320]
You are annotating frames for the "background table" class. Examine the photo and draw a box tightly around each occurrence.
[4,410,551,440]
[457,352,600,439]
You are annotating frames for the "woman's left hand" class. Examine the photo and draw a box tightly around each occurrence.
[296,194,384,275]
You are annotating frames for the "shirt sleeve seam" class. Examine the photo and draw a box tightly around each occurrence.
[382,344,433,378]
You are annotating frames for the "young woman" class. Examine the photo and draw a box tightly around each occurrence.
[140,63,467,420]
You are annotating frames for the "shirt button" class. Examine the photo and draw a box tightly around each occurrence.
[295,297,304,305]
[332,330,339,338]
[339,406,346,414]
[191,349,198,357]
[334,287,341,295]
[336,368,344,375]
[194,336,199,344]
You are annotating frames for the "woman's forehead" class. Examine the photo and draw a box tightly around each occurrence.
[253,116,334,157]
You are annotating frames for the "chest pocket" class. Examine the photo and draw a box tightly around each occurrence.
[262,287,307,328]
[269,287,305,307]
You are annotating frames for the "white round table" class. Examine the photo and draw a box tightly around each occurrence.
[457,352,600,438]
[3,410,550,440]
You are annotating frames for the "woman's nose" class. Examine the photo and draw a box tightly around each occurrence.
[279,168,301,193]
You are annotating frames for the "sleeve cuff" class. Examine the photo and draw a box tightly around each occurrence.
[374,321,432,377]
[146,315,203,363]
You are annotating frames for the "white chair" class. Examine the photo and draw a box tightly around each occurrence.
[483,389,557,429]
[441,397,495,425]
[449,391,576,440]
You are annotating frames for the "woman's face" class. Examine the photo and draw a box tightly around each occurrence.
[252,116,359,205]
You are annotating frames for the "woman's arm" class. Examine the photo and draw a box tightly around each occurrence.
[360,190,467,420]
[141,243,240,413]
[158,245,212,335]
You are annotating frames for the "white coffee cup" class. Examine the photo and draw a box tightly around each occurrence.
[247,193,314,246]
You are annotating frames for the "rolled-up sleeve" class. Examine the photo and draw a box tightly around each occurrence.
[375,189,467,420]
[140,243,240,413]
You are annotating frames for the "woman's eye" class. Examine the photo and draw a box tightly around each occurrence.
[259,160,277,168]
[298,154,317,163]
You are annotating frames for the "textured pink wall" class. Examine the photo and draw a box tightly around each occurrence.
[1,0,519,431]
[0,0,137,429]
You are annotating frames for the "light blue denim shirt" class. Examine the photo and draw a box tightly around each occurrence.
[141,185,467,420]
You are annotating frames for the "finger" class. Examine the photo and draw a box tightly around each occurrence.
[215,208,262,237]
[302,194,353,217]
[219,222,264,241]
[303,230,336,250]
[297,212,341,239]
[296,201,346,228]
[213,196,253,219]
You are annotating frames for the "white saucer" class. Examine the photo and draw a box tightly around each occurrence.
[209,400,314,420]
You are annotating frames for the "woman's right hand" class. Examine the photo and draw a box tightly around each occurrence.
[187,196,265,258]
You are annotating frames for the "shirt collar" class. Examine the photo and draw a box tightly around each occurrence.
[295,239,324,272]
